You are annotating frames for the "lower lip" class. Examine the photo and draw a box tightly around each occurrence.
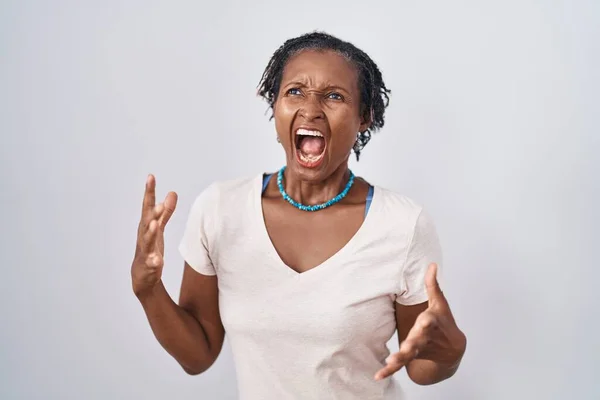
[295,147,326,169]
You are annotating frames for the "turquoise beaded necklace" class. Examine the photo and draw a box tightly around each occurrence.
[277,166,355,211]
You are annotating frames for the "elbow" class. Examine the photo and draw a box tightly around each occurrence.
[181,361,210,376]
[408,372,448,386]
[182,365,206,376]
[180,355,217,376]
[406,359,460,386]
[407,369,438,386]
[178,341,223,376]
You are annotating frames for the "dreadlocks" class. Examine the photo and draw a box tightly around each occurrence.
[257,32,391,161]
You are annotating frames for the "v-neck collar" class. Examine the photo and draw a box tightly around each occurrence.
[253,173,380,278]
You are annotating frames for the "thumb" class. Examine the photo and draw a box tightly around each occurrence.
[425,263,446,306]
[158,191,178,229]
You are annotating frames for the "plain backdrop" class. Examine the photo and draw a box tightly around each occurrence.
[1,1,598,399]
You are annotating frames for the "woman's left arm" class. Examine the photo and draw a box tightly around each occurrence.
[374,263,467,385]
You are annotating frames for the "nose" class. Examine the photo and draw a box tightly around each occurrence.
[299,94,325,121]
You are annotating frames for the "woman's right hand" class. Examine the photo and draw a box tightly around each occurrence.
[131,174,178,298]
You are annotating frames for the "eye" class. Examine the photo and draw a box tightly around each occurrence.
[327,92,343,101]
[287,88,302,96]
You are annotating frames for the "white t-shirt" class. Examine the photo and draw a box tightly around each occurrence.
[178,174,442,400]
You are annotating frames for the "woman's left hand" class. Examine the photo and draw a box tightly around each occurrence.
[374,263,466,381]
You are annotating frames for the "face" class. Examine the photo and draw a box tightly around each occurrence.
[273,49,370,181]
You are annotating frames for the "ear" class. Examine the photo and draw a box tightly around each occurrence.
[359,107,373,133]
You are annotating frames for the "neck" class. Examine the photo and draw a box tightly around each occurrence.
[283,162,351,206]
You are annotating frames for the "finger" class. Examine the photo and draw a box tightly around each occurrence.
[374,361,404,381]
[153,203,165,219]
[138,203,163,240]
[374,339,421,381]
[142,174,156,218]
[400,336,424,358]
[425,263,447,307]
[158,192,178,229]
[397,314,435,354]
[414,310,438,333]
[145,252,163,268]
[141,219,159,254]
[388,340,419,365]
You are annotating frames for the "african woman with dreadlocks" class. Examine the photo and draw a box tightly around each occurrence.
[131,32,466,399]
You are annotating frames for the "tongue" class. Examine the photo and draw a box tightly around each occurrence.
[299,136,325,156]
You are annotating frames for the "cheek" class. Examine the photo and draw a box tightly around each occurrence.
[273,100,297,136]
[328,108,360,146]
[274,99,298,120]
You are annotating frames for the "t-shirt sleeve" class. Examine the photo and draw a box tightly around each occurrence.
[396,208,443,305]
[178,185,217,276]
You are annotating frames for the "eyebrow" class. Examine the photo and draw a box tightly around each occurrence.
[282,80,351,94]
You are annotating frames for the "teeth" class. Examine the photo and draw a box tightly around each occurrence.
[297,128,323,137]
[299,151,325,163]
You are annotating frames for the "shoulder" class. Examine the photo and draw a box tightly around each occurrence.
[200,175,257,199]
[189,174,259,215]
[373,185,438,234]
[375,186,424,219]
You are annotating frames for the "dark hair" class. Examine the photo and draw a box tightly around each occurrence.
[257,32,391,161]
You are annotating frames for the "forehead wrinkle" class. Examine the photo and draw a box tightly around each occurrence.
[282,73,355,93]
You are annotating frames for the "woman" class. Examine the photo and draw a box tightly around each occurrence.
[131,32,467,399]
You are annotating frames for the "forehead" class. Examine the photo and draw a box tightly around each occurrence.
[281,49,359,90]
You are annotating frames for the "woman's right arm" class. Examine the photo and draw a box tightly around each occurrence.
[132,175,224,375]
[136,264,224,374]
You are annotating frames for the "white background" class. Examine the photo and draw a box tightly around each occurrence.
[1,1,598,399]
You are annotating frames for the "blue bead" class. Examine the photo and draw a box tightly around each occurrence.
[276,166,355,212]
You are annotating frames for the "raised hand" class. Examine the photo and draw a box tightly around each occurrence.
[131,174,178,298]
[374,263,466,381]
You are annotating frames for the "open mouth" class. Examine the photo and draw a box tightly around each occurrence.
[294,128,326,167]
